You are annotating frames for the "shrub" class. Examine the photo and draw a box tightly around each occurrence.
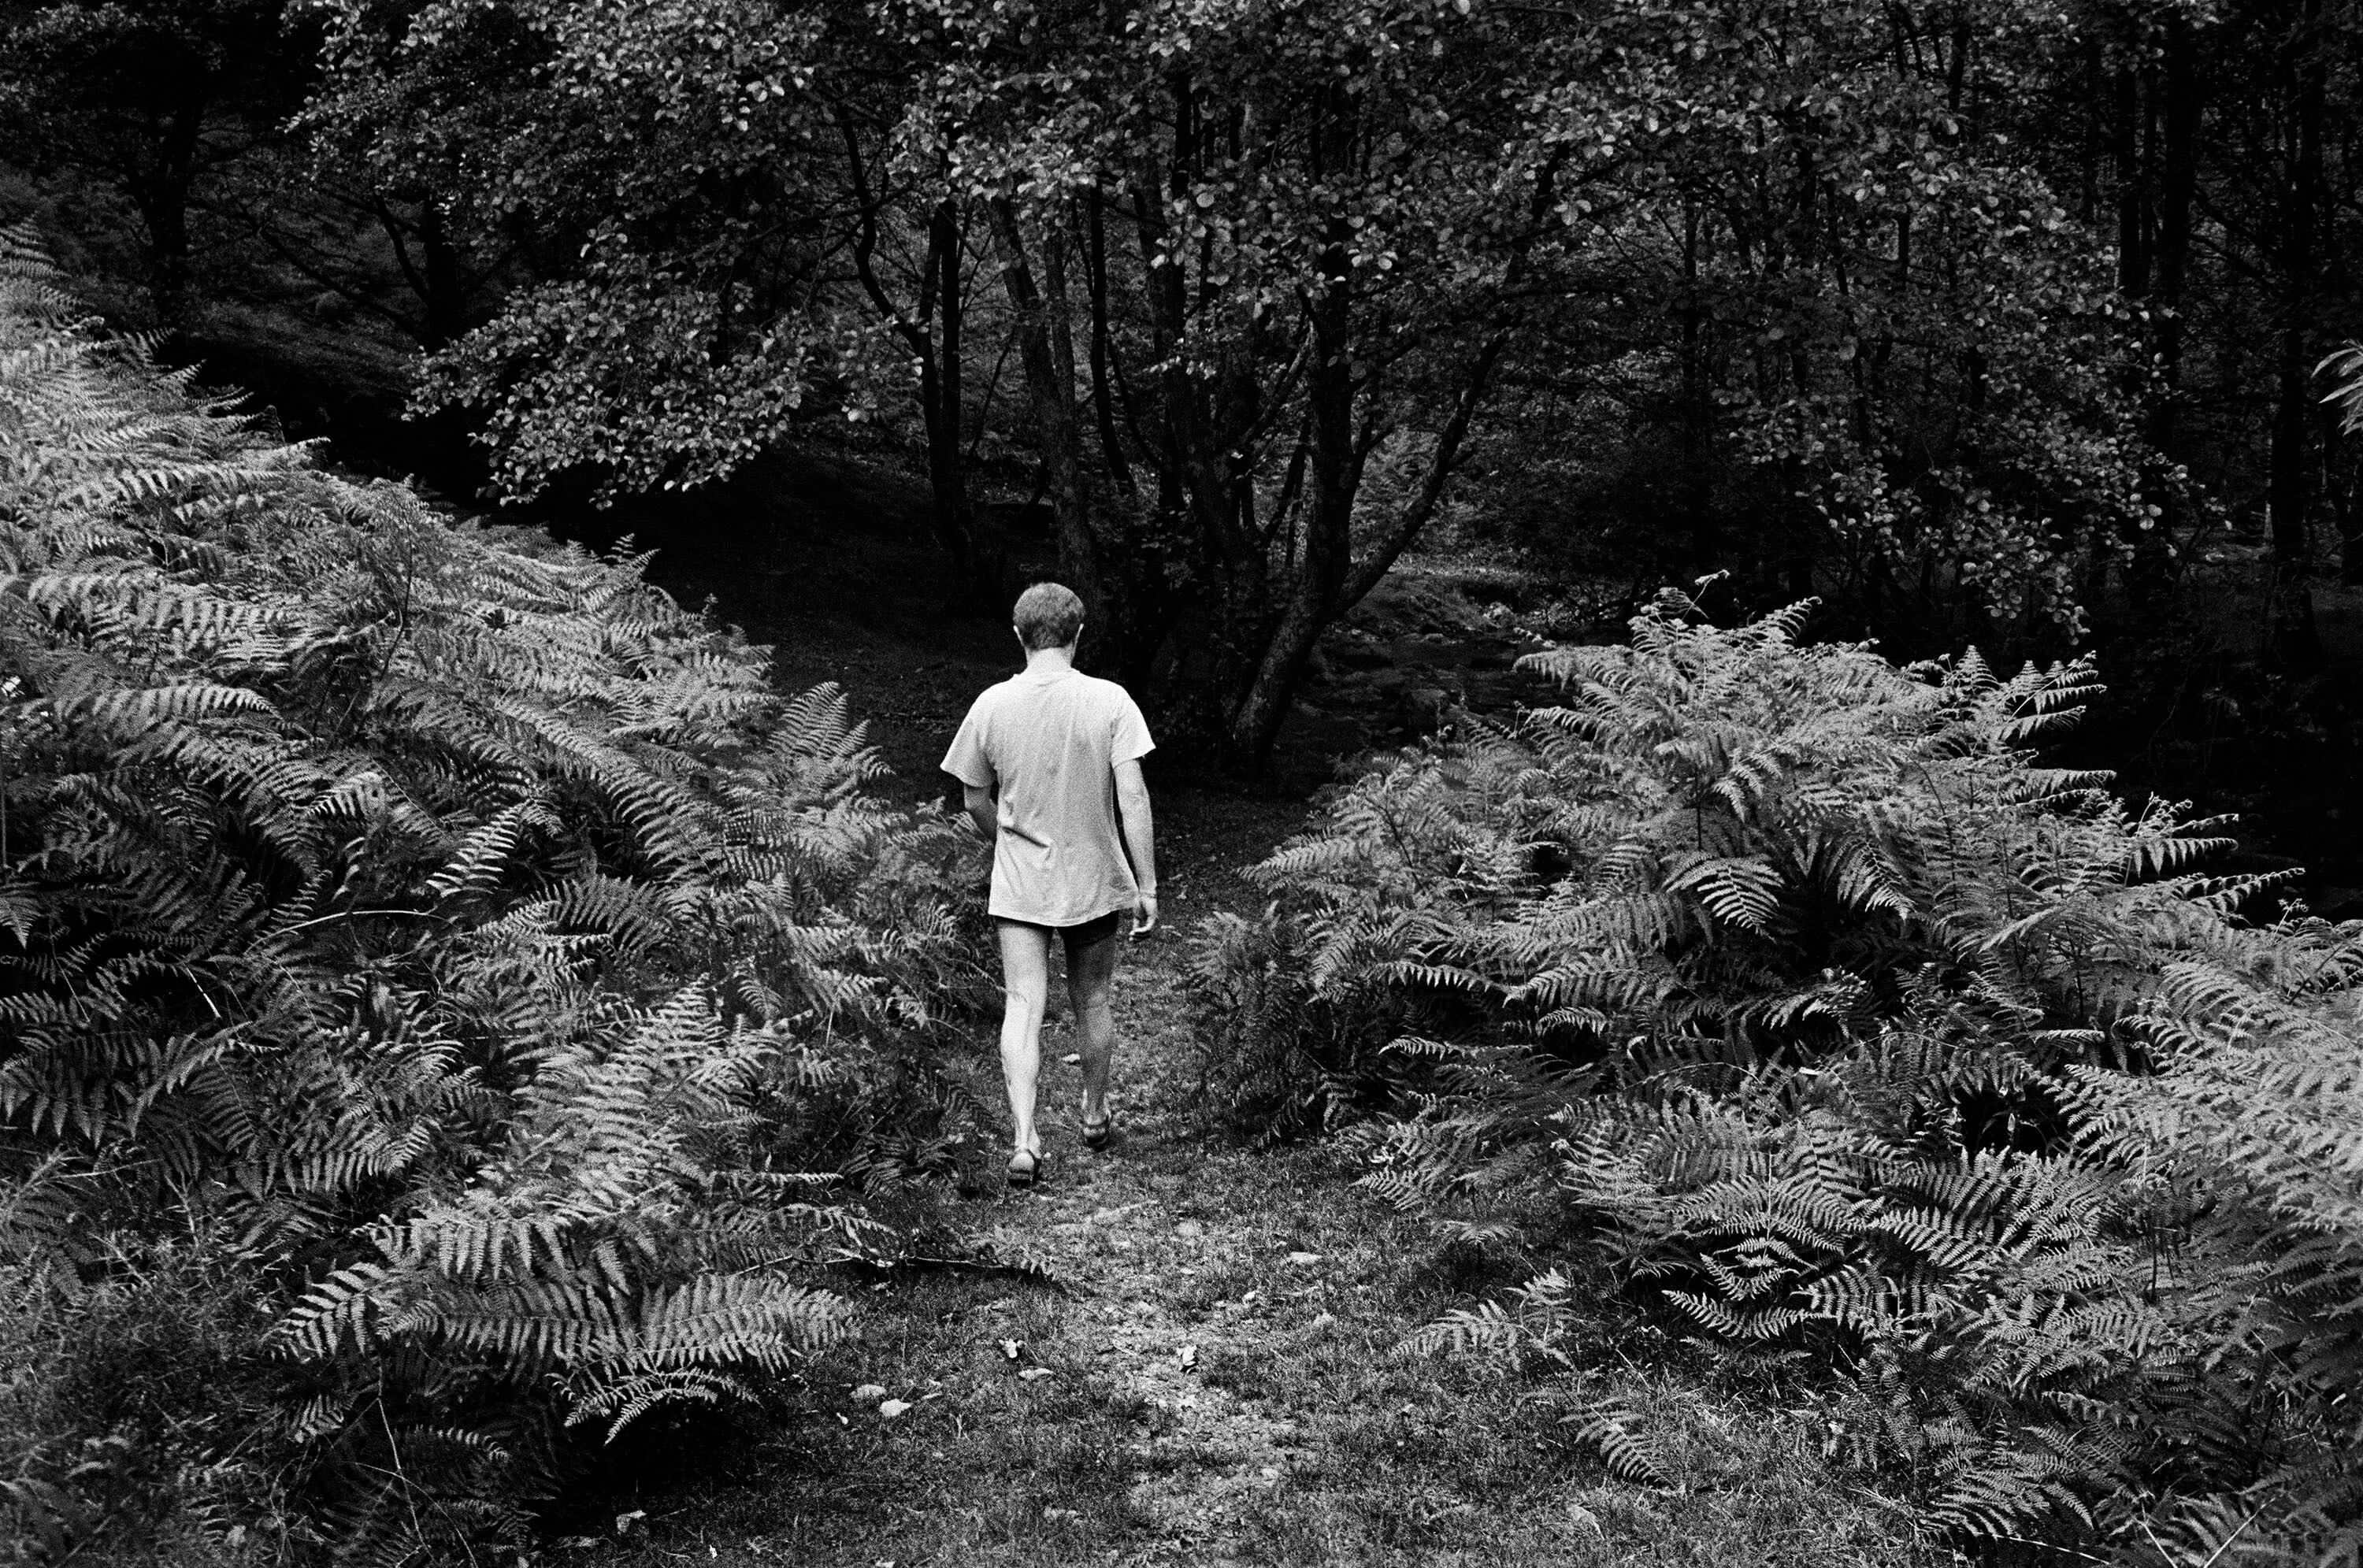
[1185,903,1415,1141]
[1199,594,2239,1128]
[0,226,989,1559]
[1200,591,2363,1559]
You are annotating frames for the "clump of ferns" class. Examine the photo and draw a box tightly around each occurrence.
[1222,589,2363,1555]
[0,226,988,1562]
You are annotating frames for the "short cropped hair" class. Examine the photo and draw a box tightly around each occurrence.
[1013,581,1085,651]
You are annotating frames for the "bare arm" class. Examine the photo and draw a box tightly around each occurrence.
[1114,758,1158,934]
[963,782,996,840]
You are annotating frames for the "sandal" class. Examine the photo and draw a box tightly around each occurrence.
[1007,1147,1047,1188]
[1080,1111,1114,1151]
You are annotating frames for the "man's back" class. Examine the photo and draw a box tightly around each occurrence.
[942,665,1154,927]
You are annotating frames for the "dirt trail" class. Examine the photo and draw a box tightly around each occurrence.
[543,462,1924,1566]
[958,965,1339,1545]
[563,937,1924,1568]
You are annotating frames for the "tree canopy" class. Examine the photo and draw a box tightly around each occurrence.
[6,0,2362,763]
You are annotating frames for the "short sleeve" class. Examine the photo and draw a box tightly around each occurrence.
[1110,688,1154,767]
[940,694,996,788]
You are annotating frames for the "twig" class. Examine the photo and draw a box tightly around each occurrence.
[1978,1533,2111,1566]
[2194,1503,2270,1568]
[273,906,450,937]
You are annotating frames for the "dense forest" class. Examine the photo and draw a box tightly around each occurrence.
[15,0,2363,769]
[12,0,2363,1563]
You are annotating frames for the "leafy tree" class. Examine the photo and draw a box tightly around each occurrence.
[10,0,2363,783]
[332,0,2176,762]
[2106,0,2349,658]
[1478,0,2168,654]
[299,0,861,499]
[901,0,1569,751]
[2020,0,2363,622]
[0,0,295,325]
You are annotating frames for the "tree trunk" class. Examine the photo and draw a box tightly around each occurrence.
[1679,201,1716,573]
[2132,17,2202,602]
[842,123,982,592]
[128,103,204,329]
[1220,128,1552,769]
[986,195,1141,667]
[418,201,466,351]
[2146,21,2200,458]
[1785,343,1816,602]
[922,199,981,596]
[1225,331,1505,767]
[1080,198,1137,501]
[2268,0,2325,665]
[2326,410,2362,585]
[2113,64,2150,296]
[1217,83,1356,768]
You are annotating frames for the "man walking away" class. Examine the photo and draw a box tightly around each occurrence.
[941,583,1159,1187]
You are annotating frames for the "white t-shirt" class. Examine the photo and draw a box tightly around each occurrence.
[940,666,1155,926]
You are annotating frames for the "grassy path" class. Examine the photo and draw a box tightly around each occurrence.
[558,939,1935,1568]
[524,513,1938,1561]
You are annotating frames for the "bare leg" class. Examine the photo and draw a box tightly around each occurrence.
[996,921,1053,1158]
[1067,921,1119,1122]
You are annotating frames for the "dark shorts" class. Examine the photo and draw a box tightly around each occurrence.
[998,910,1123,959]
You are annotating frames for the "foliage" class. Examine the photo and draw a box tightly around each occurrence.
[1199,591,2363,1558]
[1204,590,2239,1117]
[0,227,989,1561]
[2320,343,2363,437]
[302,0,2191,763]
[299,0,852,499]
[12,0,2363,787]
[900,0,1575,748]
[1445,0,2170,652]
[2,1238,287,1567]
[1185,903,1414,1143]
[0,0,291,325]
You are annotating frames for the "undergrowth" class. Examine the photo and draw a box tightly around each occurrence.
[1195,590,2363,1564]
[0,225,990,1562]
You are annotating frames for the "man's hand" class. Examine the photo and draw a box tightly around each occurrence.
[1114,758,1157,939]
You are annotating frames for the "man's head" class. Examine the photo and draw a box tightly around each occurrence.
[1013,581,1086,651]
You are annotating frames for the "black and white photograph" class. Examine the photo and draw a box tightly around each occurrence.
[6,0,2363,1562]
